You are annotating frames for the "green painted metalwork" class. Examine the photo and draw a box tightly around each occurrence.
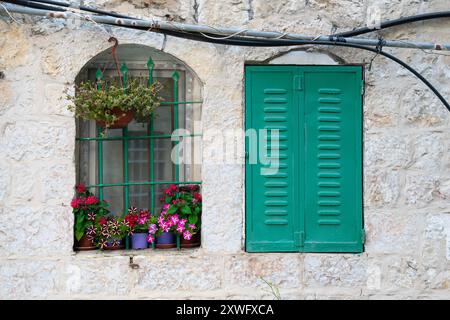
[121,63,129,91]
[96,68,104,201]
[95,67,103,90]
[148,57,156,217]
[76,133,202,141]
[147,57,154,86]
[87,181,202,188]
[172,71,180,182]
[160,101,202,105]
[123,126,129,212]
[96,125,104,201]
[245,65,363,253]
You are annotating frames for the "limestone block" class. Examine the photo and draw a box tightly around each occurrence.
[223,254,301,290]
[135,254,223,291]
[404,174,439,207]
[304,255,368,287]
[364,133,410,168]
[365,209,422,255]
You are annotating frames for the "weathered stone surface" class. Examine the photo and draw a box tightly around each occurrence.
[224,254,301,290]
[304,255,368,287]
[0,21,30,69]
[404,174,439,207]
[364,133,410,168]
[0,205,73,257]
[135,254,223,291]
[365,209,421,255]
[364,168,400,207]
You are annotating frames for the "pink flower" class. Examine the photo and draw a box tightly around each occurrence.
[157,216,165,226]
[138,216,148,225]
[176,224,185,233]
[162,204,170,210]
[167,220,174,227]
[179,219,187,226]
[85,195,99,205]
[183,231,192,240]
[188,224,196,230]
[148,224,157,234]
[146,234,155,244]
[162,223,171,233]
[170,214,179,225]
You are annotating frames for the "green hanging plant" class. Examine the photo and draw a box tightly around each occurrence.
[66,77,163,129]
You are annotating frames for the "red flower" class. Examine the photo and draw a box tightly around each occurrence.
[75,184,87,194]
[189,185,200,192]
[99,217,107,225]
[70,198,80,209]
[85,195,99,205]
[193,193,202,202]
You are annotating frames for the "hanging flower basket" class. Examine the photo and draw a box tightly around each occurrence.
[96,108,135,129]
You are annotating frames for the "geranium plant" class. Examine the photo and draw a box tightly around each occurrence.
[71,184,109,242]
[160,184,202,241]
[66,78,163,129]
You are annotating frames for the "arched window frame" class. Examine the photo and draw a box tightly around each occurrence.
[74,46,202,234]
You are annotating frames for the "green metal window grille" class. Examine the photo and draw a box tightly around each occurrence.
[75,57,202,247]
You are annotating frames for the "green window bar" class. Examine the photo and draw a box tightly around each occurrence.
[77,57,202,251]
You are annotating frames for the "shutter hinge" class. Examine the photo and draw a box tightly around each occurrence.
[294,231,305,247]
[361,79,365,96]
[293,75,303,91]
[361,228,366,244]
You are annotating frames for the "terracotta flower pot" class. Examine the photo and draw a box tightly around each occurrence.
[180,232,201,248]
[97,108,134,129]
[74,235,97,251]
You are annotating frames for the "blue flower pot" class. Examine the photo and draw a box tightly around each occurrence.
[156,232,176,249]
[131,233,148,250]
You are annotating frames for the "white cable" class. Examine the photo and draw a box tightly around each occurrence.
[0,2,22,24]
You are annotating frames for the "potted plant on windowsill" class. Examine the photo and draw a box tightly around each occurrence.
[66,78,162,131]
[96,216,126,250]
[169,184,202,248]
[124,207,157,250]
[71,184,109,251]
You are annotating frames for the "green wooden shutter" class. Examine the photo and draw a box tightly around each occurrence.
[245,65,363,253]
[245,66,301,252]
[303,66,363,253]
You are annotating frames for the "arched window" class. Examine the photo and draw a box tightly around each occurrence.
[75,45,202,216]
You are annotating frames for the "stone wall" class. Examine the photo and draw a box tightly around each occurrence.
[0,0,449,299]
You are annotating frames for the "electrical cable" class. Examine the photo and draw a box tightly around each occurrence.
[3,1,450,111]
[28,0,450,39]
[335,11,450,37]
[118,25,450,111]
[3,0,64,11]
[27,0,135,19]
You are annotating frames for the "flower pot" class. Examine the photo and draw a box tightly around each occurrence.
[104,239,125,250]
[156,232,176,249]
[97,108,134,129]
[74,234,97,251]
[131,232,149,250]
[180,232,201,248]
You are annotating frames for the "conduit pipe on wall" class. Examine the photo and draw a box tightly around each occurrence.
[1,1,450,111]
